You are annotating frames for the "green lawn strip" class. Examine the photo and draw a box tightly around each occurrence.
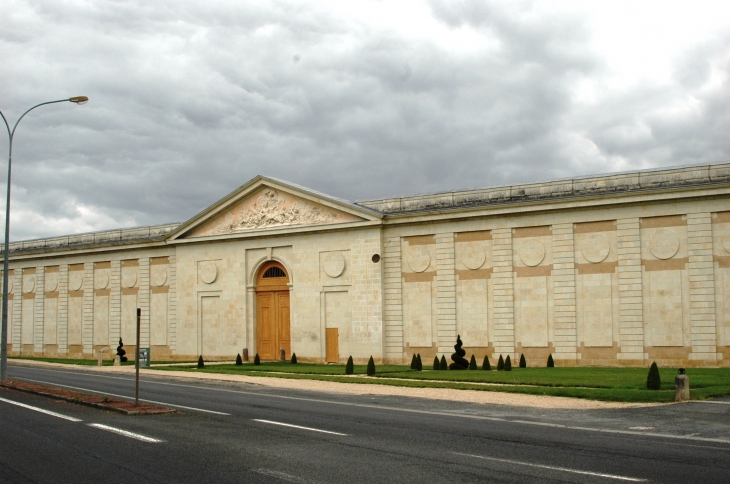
[152,364,695,403]
[9,356,187,366]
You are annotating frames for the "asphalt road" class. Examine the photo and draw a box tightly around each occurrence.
[2,363,729,483]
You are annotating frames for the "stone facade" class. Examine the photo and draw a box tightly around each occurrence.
[3,164,730,366]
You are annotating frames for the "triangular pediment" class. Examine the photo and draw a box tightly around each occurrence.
[168,177,382,240]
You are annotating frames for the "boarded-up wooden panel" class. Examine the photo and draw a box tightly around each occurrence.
[201,296,220,357]
[326,327,338,363]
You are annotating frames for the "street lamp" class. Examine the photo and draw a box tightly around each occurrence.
[0,96,89,381]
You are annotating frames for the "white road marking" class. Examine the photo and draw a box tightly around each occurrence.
[87,423,163,443]
[0,396,83,422]
[696,400,730,405]
[252,468,321,483]
[253,419,347,436]
[17,377,229,415]
[13,367,730,446]
[452,452,647,482]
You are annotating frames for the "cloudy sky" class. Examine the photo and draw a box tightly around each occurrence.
[1,0,729,241]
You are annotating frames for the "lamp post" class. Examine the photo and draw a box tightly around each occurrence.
[0,96,89,381]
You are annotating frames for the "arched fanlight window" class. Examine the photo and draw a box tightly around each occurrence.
[262,266,286,278]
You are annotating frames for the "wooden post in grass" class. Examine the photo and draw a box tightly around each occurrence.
[135,308,141,406]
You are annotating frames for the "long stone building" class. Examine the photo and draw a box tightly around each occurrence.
[3,163,730,367]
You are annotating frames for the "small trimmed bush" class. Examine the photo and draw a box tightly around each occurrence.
[519,354,526,368]
[547,354,554,368]
[497,355,504,371]
[433,356,440,370]
[482,356,491,370]
[235,353,243,366]
[367,356,376,376]
[345,356,354,375]
[440,355,448,370]
[254,353,260,366]
[197,356,205,369]
[646,361,661,390]
[469,355,477,370]
[416,353,422,371]
[505,355,512,371]
[410,354,417,370]
[291,353,298,364]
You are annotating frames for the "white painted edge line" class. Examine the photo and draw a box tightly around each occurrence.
[253,419,347,436]
[17,378,230,415]
[87,423,164,443]
[17,369,730,445]
[0,396,83,422]
[696,400,730,405]
[252,468,320,484]
[452,452,647,482]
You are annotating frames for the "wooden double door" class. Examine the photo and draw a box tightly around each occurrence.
[256,290,290,361]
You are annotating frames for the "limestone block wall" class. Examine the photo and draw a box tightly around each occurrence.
[5,248,176,360]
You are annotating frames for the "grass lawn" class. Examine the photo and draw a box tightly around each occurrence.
[151,361,730,403]
[9,356,187,366]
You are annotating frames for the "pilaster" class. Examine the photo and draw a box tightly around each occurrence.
[435,233,456,354]
[617,218,644,360]
[552,223,577,360]
[383,236,403,359]
[34,266,44,353]
[110,260,121,345]
[687,212,717,361]
[83,262,93,353]
[58,264,68,353]
[491,228,515,357]
[169,254,177,351]
[139,257,150,347]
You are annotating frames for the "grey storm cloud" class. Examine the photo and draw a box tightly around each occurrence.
[0,0,728,241]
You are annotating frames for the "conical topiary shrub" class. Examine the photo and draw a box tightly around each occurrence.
[497,355,504,371]
[505,355,512,371]
[291,353,298,364]
[440,355,448,370]
[547,354,554,368]
[469,355,477,370]
[197,355,205,369]
[448,335,469,370]
[367,356,376,376]
[416,353,422,371]
[482,356,491,370]
[433,356,440,370]
[236,353,243,366]
[410,354,417,370]
[519,354,526,368]
[254,353,260,366]
[646,361,661,390]
[345,356,354,375]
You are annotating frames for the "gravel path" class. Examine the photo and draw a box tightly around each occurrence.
[9,359,657,410]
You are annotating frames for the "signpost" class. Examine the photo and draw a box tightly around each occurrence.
[135,308,141,406]
[139,347,150,369]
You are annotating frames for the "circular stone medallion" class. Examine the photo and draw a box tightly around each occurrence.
[519,240,545,267]
[69,272,83,291]
[96,271,109,289]
[582,233,610,263]
[649,229,680,260]
[151,266,167,287]
[121,267,137,288]
[23,276,35,293]
[200,261,218,284]
[407,246,431,273]
[722,236,730,254]
[45,273,58,292]
[323,253,346,278]
[462,243,486,270]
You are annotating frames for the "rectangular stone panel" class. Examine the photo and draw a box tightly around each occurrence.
[201,295,220,357]
[456,278,489,347]
[21,298,34,346]
[646,270,684,347]
[403,281,433,348]
[325,291,351,359]
[121,293,138,344]
[44,297,58,345]
[578,273,613,347]
[151,292,168,346]
[68,296,83,346]
[94,295,109,346]
[515,276,548,347]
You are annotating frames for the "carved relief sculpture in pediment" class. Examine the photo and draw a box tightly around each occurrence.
[190,188,361,237]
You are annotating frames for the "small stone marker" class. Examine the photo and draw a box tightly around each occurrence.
[675,368,690,402]
[280,348,286,361]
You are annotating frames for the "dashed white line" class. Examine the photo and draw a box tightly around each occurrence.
[452,452,647,482]
[87,423,164,443]
[0,396,83,422]
[252,468,321,483]
[17,377,229,415]
[253,419,347,436]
